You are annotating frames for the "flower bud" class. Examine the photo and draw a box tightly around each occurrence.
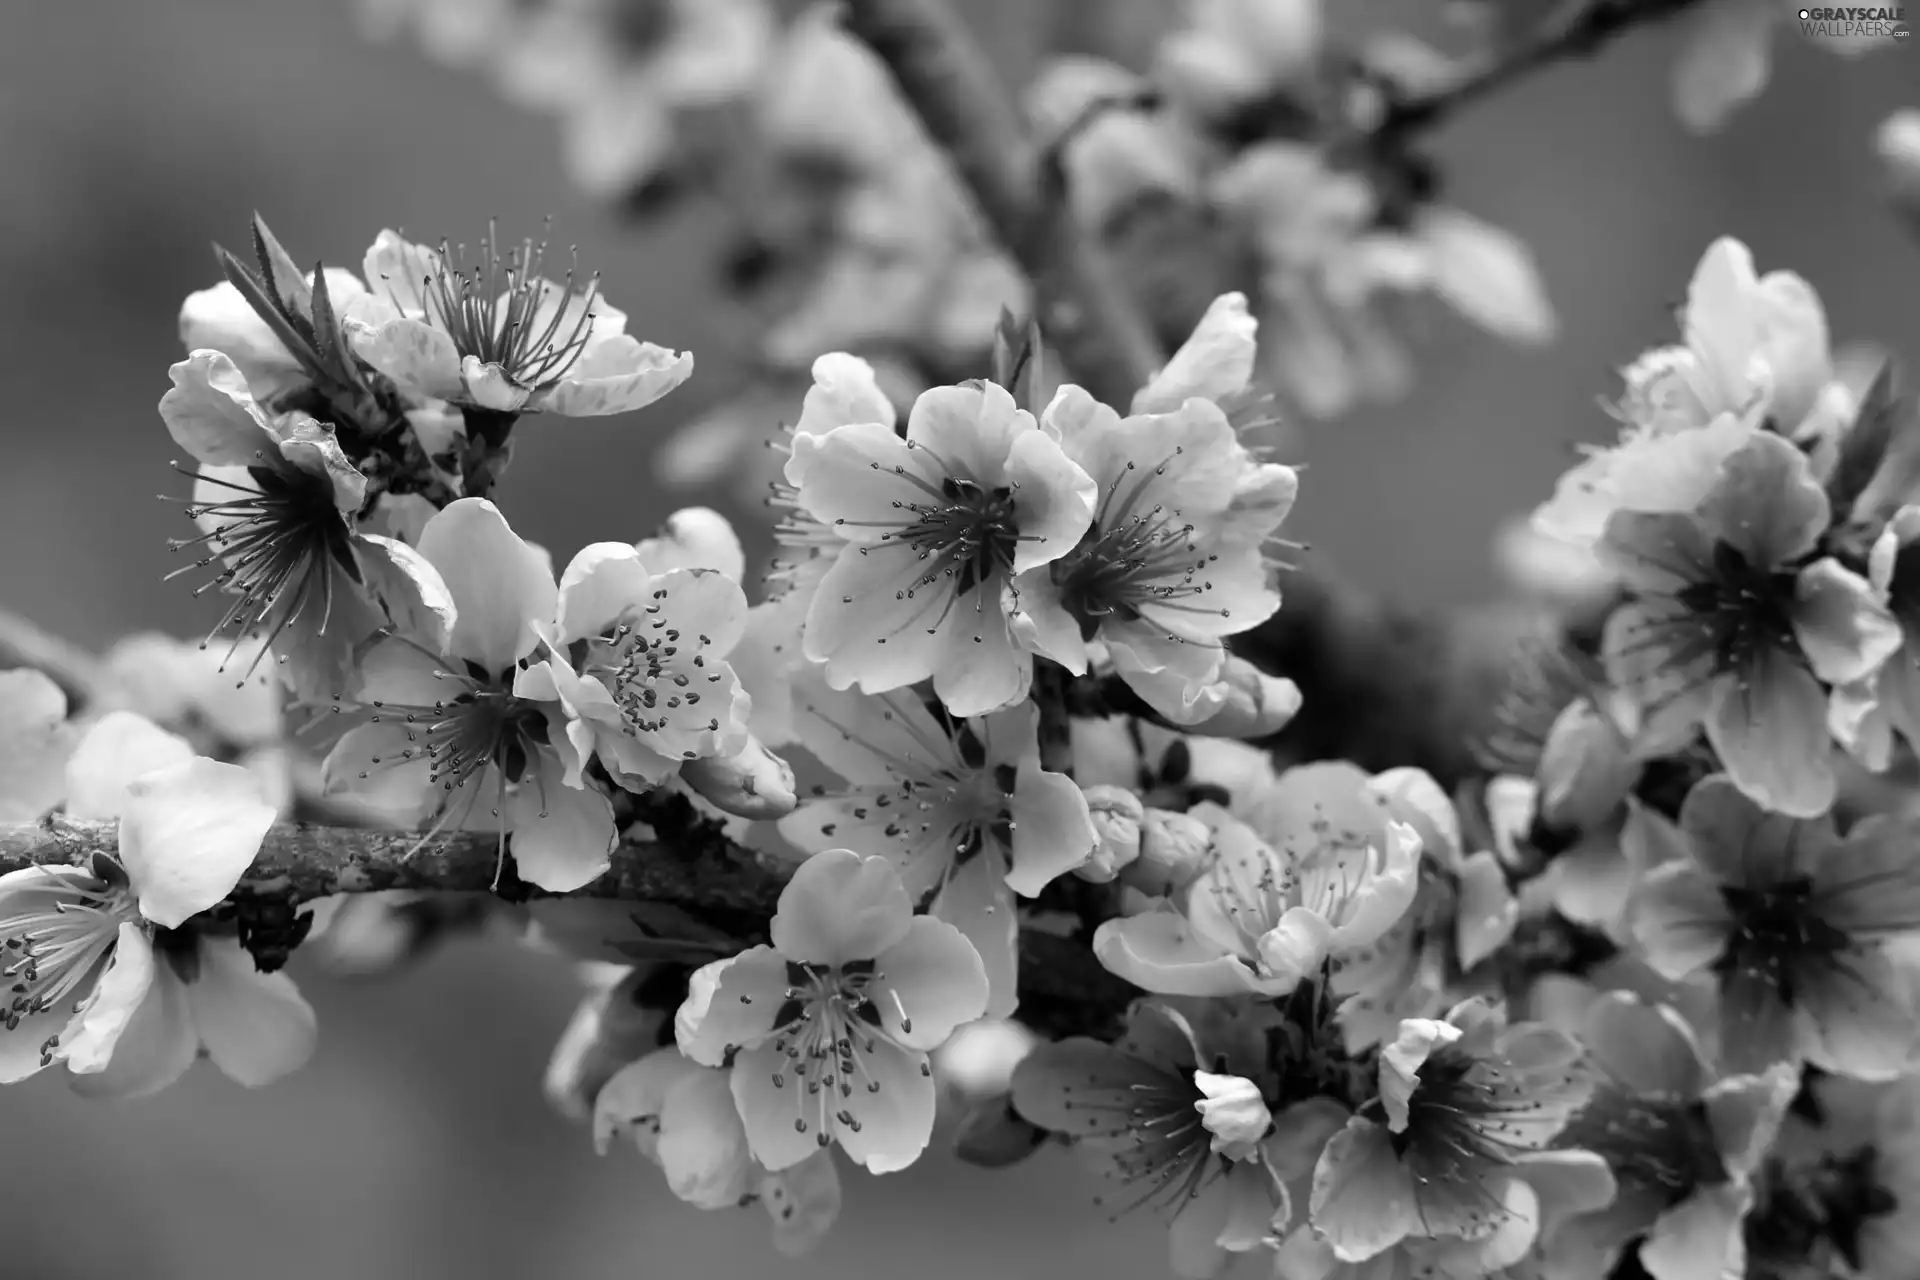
[679,735,797,819]
[1879,109,1920,216]
[1536,697,1634,831]
[1184,659,1302,740]
[1122,808,1212,897]
[545,965,669,1123]
[1077,784,1144,883]
[1193,1070,1272,1161]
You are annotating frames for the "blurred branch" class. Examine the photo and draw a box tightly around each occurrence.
[1382,0,1703,133]
[840,0,1165,404]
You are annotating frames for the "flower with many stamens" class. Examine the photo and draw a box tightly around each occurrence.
[1532,237,1848,551]
[1537,990,1798,1280]
[1011,996,1328,1280]
[1629,773,1920,1079]
[1308,998,1592,1265]
[160,350,454,704]
[347,227,693,420]
[527,509,753,791]
[676,849,989,1175]
[593,1044,843,1257]
[322,498,617,892]
[1009,382,1298,724]
[1600,430,1899,817]
[0,710,288,1092]
[785,377,1097,717]
[1092,764,1421,1000]
[775,671,1098,1018]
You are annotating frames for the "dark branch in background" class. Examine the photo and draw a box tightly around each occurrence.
[1379,0,1702,134]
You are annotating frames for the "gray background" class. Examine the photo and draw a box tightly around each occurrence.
[0,1,1913,1277]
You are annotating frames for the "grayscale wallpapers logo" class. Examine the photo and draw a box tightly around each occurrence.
[1797,5,1911,39]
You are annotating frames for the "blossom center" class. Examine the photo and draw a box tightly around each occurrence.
[763,958,916,1147]
[0,873,138,1064]
[366,662,553,793]
[588,615,726,745]
[1715,876,1852,1003]
[1671,540,1805,677]
[1054,458,1222,642]
[1557,1084,1727,1205]
[169,463,358,665]
[421,227,601,392]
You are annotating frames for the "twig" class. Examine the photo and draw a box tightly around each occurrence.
[1382,0,1703,133]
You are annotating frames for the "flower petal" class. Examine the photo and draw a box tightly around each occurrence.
[416,498,558,674]
[794,352,897,441]
[118,758,276,928]
[730,1040,829,1173]
[759,1151,843,1257]
[832,1037,940,1172]
[505,751,616,892]
[1630,862,1734,981]
[656,1065,755,1207]
[677,950,786,1066]
[347,316,466,400]
[1799,946,1919,1080]
[158,350,277,465]
[773,849,915,966]
[931,852,1021,1019]
[1092,909,1261,998]
[1679,772,1833,886]
[63,711,196,822]
[1696,430,1829,568]
[538,337,693,417]
[1813,815,1920,938]
[870,916,989,1050]
[1580,991,1708,1097]
[1792,556,1902,685]
[634,507,746,580]
[59,923,159,1075]
[66,947,196,1099]
[184,936,318,1087]
[1003,422,1097,574]
[1672,0,1775,132]
[1309,1119,1422,1262]
[1639,1180,1749,1280]
[1004,758,1099,896]
[1704,655,1836,818]
[1132,291,1257,414]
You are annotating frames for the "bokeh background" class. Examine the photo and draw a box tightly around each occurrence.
[0,2,1914,1277]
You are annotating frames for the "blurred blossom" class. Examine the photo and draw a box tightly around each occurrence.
[1881,108,1920,218]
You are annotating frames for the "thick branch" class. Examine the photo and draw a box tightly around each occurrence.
[0,818,1135,1039]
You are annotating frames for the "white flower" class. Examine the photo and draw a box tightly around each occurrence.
[1531,236,1844,549]
[0,712,307,1097]
[1156,0,1323,119]
[786,378,1097,716]
[322,498,617,892]
[775,673,1098,1018]
[348,228,693,419]
[1010,379,1297,723]
[160,350,455,703]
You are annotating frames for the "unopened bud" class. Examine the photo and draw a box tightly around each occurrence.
[1185,659,1302,740]
[1122,808,1212,896]
[679,735,797,819]
[1193,1071,1272,1161]
[545,965,669,1123]
[1077,784,1144,882]
[1536,697,1634,831]
[1879,109,1920,215]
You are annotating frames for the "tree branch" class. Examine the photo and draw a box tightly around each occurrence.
[1382,0,1702,133]
[0,817,1136,1039]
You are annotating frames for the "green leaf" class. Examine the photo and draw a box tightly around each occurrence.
[251,213,313,324]
[308,260,341,374]
[216,244,331,386]
[1827,361,1898,513]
